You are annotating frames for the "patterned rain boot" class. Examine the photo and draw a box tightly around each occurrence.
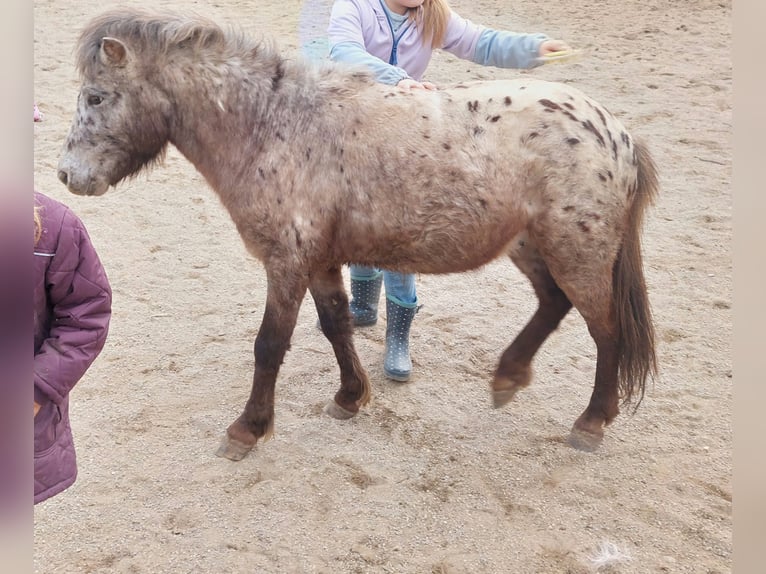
[383,298,418,382]
[348,271,383,327]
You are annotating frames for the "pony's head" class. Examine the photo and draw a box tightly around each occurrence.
[58,9,182,195]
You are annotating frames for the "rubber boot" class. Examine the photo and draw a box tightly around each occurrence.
[348,272,383,327]
[384,298,418,382]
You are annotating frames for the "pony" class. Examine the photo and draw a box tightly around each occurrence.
[57,8,658,460]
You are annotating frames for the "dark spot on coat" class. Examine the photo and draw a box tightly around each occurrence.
[595,106,607,127]
[612,139,618,160]
[468,100,479,112]
[563,205,575,211]
[271,61,284,90]
[563,102,575,110]
[442,142,451,150]
[293,226,302,248]
[258,167,266,178]
[489,115,501,123]
[473,126,485,136]
[563,111,579,122]
[597,170,614,182]
[305,148,311,160]
[479,198,488,208]
[422,115,429,119]
[504,96,512,106]
[621,131,631,147]
[423,134,431,139]
[523,131,539,143]
[566,137,580,145]
[581,120,605,147]
[539,99,562,111]
[578,221,590,233]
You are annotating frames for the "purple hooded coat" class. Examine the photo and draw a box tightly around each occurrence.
[34,191,112,504]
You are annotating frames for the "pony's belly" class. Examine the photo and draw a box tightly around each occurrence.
[366,233,516,275]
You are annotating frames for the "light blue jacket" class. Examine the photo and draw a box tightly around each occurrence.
[327,0,549,84]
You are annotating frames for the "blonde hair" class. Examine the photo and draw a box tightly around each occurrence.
[410,0,451,49]
[34,204,42,246]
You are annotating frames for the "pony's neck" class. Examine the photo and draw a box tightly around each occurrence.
[163,47,309,195]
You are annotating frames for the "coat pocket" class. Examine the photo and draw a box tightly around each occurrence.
[34,401,61,456]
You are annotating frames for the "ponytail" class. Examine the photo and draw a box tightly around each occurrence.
[411,0,451,49]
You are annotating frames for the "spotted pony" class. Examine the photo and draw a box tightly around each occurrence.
[57,8,658,460]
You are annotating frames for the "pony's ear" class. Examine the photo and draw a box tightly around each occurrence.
[100,37,128,67]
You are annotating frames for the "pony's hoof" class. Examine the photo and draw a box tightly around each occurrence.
[492,387,520,408]
[567,427,603,452]
[324,400,357,420]
[215,436,255,461]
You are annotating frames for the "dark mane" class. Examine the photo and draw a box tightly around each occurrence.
[75,7,264,77]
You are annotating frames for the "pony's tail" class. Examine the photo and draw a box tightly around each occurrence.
[614,138,659,409]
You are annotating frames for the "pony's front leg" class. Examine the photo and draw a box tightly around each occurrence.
[216,271,309,461]
[310,267,371,419]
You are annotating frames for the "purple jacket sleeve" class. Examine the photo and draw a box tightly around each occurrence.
[33,208,112,406]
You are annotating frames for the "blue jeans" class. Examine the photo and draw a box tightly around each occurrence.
[349,265,417,308]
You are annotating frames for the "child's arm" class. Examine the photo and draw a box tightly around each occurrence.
[473,28,556,69]
[327,0,413,86]
[329,41,411,85]
[439,10,569,70]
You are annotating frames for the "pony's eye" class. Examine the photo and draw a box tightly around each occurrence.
[87,95,103,106]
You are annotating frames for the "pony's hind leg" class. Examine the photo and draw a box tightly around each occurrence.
[310,267,371,419]
[217,270,309,461]
[530,234,623,451]
[493,232,573,406]
[568,320,620,451]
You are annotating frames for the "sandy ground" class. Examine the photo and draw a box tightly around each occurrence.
[33,0,732,572]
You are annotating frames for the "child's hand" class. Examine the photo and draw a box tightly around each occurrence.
[34,401,41,417]
[538,40,572,57]
[397,78,437,91]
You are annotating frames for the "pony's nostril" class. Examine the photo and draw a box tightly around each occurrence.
[57,170,69,186]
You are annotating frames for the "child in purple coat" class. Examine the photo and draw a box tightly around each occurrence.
[34,191,112,504]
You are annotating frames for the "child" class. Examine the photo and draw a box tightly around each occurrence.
[325,0,570,382]
[34,191,112,504]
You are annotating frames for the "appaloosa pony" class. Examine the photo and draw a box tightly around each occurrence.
[57,8,658,460]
